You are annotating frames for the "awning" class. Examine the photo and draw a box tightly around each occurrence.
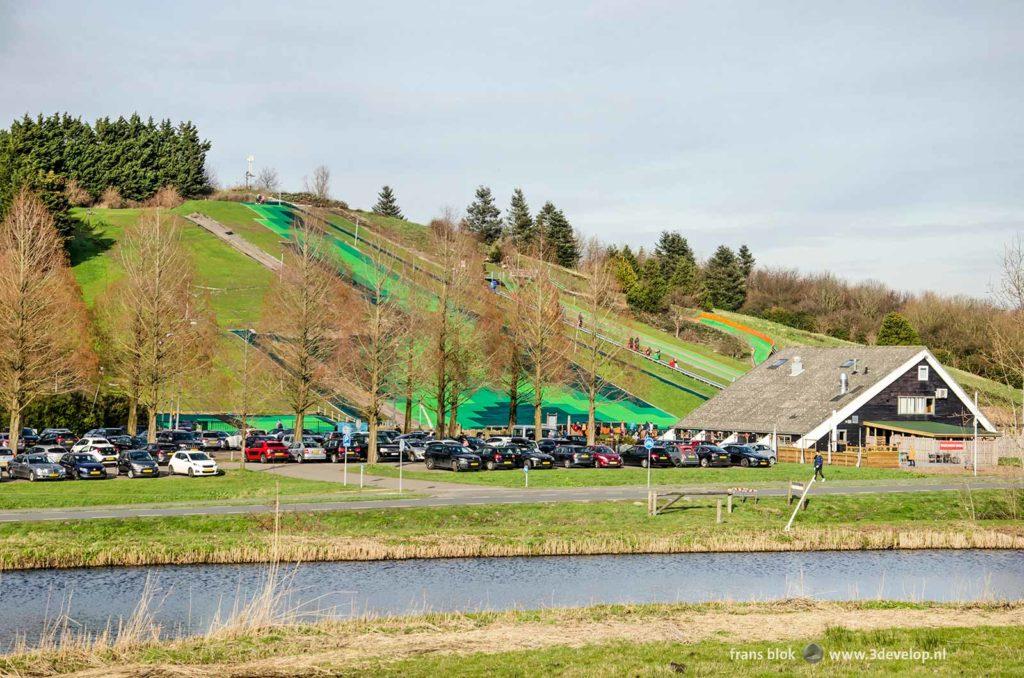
[863,420,997,438]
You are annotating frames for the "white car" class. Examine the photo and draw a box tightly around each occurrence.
[168,451,220,477]
[71,437,119,467]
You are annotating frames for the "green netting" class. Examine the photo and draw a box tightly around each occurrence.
[699,318,774,364]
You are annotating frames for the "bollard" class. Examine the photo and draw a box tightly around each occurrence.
[787,481,792,505]
[727,493,733,514]
[359,464,364,489]
[716,498,722,524]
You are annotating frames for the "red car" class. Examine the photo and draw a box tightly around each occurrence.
[245,438,291,463]
[587,445,623,468]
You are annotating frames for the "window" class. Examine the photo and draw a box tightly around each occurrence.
[836,429,848,443]
[840,359,856,368]
[767,358,788,370]
[898,396,934,415]
[917,365,929,381]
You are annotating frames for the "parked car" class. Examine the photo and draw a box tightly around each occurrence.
[694,444,732,468]
[504,443,555,470]
[28,445,72,464]
[246,438,291,463]
[0,446,14,475]
[37,428,76,447]
[58,452,108,479]
[117,450,160,478]
[106,435,137,452]
[723,444,774,468]
[168,450,220,477]
[156,429,201,450]
[587,445,623,468]
[0,428,39,450]
[83,427,126,439]
[667,442,700,467]
[537,438,573,454]
[621,444,674,468]
[748,443,778,464]
[70,437,119,467]
[198,430,232,450]
[396,434,428,461]
[550,444,596,468]
[288,438,327,463]
[8,453,66,481]
[323,437,365,463]
[423,441,481,472]
[474,444,515,470]
[144,442,178,465]
[375,431,403,461]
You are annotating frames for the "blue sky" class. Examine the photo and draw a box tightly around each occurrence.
[2,1,1021,297]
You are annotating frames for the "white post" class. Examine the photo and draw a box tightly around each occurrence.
[359,463,364,488]
[784,476,816,532]
[772,425,777,455]
[399,446,403,494]
[829,409,837,464]
[343,449,348,485]
[647,447,652,490]
[973,391,979,477]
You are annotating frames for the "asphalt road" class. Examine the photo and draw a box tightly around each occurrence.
[0,471,1015,523]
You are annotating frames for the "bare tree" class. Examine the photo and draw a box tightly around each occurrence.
[260,213,348,439]
[256,167,280,193]
[572,252,623,444]
[484,293,529,434]
[105,210,213,439]
[508,252,570,441]
[304,165,331,205]
[996,234,1024,312]
[217,330,278,467]
[340,247,408,463]
[0,189,94,450]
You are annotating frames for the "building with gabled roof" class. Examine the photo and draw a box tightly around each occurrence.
[676,346,997,450]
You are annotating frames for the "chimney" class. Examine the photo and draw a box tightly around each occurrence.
[840,372,849,395]
[790,356,804,376]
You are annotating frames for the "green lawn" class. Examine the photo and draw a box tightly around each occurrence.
[175,199,290,257]
[367,461,922,488]
[0,468,373,510]
[3,489,1019,570]
[367,625,1023,677]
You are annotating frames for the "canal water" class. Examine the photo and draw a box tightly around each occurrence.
[1,549,1022,648]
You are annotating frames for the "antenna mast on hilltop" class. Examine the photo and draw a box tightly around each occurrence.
[244,155,255,190]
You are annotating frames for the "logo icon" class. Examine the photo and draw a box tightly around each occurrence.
[802,643,824,664]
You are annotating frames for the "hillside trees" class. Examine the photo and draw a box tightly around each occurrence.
[535,202,579,268]
[256,167,280,193]
[102,210,213,439]
[260,212,348,439]
[0,114,212,233]
[737,244,755,280]
[506,188,534,251]
[464,185,503,244]
[0,189,94,451]
[876,312,920,346]
[704,245,747,311]
[373,185,404,219]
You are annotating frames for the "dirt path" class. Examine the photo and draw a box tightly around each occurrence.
[58,601,1024,677]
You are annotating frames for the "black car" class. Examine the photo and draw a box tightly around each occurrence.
[145,442,178,465]
[37,428,76,447]
[423,441,482,472]
[157,429,200,449]
[84,427,126,439]
[324,436,366,463]
[694,444,731,468]
[107,435,137,452]
[473,444,516,470]
[723,444,774,468]
[1,428,39,449]
[550,444,596,468]
[117,449,160,478]
[621,445,674,468]
[58,452,108,480]
[536,438,573,454]
[504,443,555,469]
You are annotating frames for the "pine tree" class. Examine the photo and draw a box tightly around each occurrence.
[876,312,920,345]
[373,185,403,218]
[536,201,579,268]
[626,258,668,313]
[737,244,755,279]
[506,188,534,249]
[703,245,746,311]
[464,185,503,244]
[654,231,695,278]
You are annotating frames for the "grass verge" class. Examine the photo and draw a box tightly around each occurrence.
[367,461,926,488]
[2,600,1021,676]
[1,490,1022,570]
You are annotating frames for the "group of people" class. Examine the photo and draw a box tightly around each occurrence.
[626,337,678,369]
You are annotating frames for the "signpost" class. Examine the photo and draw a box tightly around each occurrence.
[523,462,529,488]
[644,436,654,489]
[342,424,352,485]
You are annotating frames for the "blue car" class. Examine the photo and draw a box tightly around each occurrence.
[58,451,109,480]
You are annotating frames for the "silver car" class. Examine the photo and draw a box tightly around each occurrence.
[0,446,14,475]
[288,438,326,463]
[9,453,66,481]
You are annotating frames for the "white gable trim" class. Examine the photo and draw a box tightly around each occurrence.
[795,349,994,448]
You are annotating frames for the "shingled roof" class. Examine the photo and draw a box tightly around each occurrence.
[677,346,927,435]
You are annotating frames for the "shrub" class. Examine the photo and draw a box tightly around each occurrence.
[98,187,123,209]
[64,179,93,207]
[148,185,183,209]
[998,457,1022,467]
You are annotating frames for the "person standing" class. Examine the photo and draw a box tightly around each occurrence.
[813,452,825,481]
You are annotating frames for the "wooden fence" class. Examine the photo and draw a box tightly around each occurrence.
[777,446,900,468]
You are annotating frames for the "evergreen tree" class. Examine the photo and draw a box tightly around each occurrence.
[737,244,755,279]
[876,312,920,345]
[536,201,579,268]
[654,231,695,278]
[373,185,404,218]
[464,185,503,244]
[703,245,746,310]
[506,188,534,249]
[626,258,668,313]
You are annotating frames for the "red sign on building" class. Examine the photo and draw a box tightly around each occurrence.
[938,440,965,452]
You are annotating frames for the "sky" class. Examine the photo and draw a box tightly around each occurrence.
[1,1,1022,298]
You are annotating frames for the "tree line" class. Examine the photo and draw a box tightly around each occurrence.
[0,113,212,237]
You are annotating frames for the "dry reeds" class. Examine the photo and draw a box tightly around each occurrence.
[63,179,92,207]
[97,187,123,209]
[146,185,184,209]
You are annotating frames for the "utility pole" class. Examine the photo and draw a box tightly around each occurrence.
[973,391,979,477]
[245,155,255,191]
